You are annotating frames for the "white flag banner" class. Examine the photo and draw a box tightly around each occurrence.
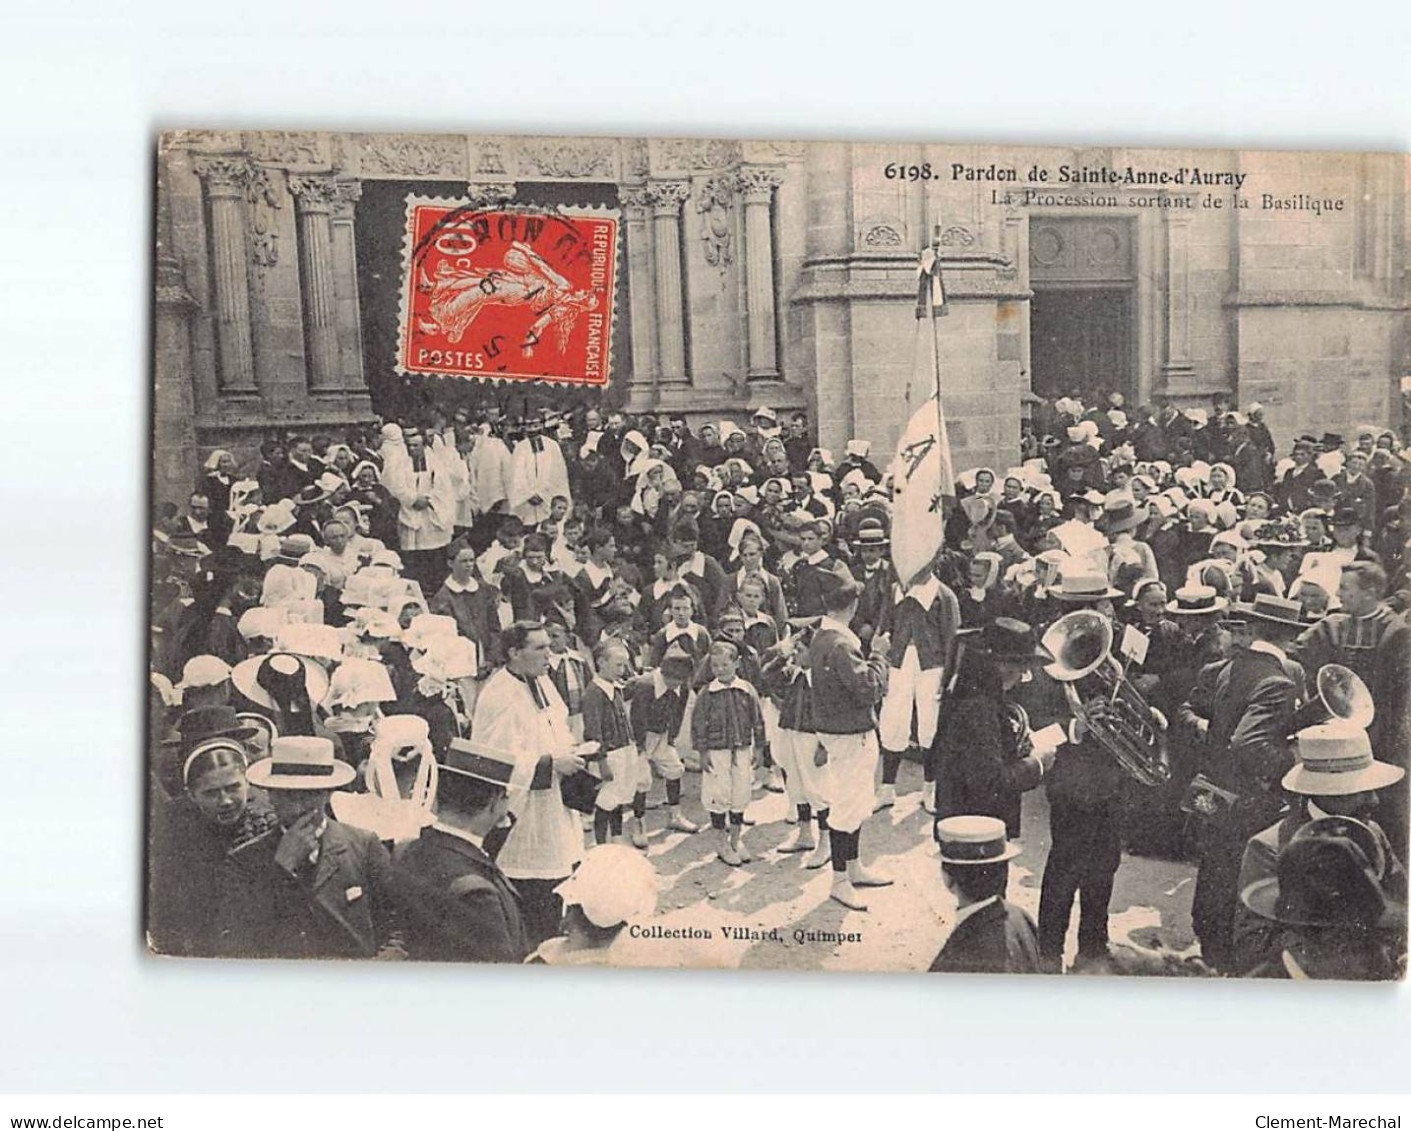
[888,394,955,586]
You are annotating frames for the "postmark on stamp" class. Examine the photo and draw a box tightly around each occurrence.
[397,197,619,386]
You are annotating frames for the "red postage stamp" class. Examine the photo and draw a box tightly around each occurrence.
[397,198,619,386]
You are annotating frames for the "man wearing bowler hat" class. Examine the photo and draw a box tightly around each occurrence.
[219,735,404,960]
[1180,593,1307,971]
[930,815,1041,975]
[396,736,530,964]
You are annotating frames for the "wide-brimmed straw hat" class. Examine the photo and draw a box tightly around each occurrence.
[246,735,355,791]
[231,652,331,711]
[1281,723,1404,797]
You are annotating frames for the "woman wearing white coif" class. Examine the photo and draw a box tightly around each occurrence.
[1206,462,1245,510]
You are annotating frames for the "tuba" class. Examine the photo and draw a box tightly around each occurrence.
[1040,610,1171,787]
[1294,663,1375,731]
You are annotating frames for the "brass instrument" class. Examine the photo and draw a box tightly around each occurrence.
[1003,701,1034,762]
[1039,610,1171,787]
[1312,663,1375,729]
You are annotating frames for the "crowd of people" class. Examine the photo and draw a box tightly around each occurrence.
[147,389,1410,978]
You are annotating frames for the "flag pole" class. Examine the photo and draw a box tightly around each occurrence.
[927,223,945,446]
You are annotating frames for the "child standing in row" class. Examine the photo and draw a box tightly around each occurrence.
[691,640,766,866]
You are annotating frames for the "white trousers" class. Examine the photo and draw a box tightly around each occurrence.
[819,730,880,833]
[641,731,685,784]
[878,646,943,752]
[596,744,642,810]
[702,748,754,814]
[773,727,827,810]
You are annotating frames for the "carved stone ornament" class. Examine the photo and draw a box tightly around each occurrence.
[246,166,282,269]
[518,138,616,179]
[464,181,517,208]
[331,179,363,218]
[695,139,742,169]
[939,224,976,248]
[619,185,654,216]
[736,166,782,203]
[360,134,466,177]
[192,155,252,193]
[696,174,736,271]
[623,138,650,179]
[288,174,339,210]
[861,223,904,248]
[646,180,692,214]
[248,131,327,167]
[474,139,509,175]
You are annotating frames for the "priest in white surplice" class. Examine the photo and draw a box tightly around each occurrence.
[508,415,571,528]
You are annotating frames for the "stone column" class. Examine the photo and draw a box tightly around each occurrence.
[153,160,200,509]
[194,157,257,393]
[1161,203,1196,387]
[739,166,782,380]
[329,180,369,394]
[621,186,660,407]
[649,180,691,385]
[289,175,341,393]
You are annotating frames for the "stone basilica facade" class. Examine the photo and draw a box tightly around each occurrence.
[153,131,1407,506]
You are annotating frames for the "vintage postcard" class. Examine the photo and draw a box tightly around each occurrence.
[148,130,1409,979]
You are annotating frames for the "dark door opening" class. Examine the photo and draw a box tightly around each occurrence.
[1030,286,1134,405]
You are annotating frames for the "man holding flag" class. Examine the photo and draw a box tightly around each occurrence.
[875,240,962,814]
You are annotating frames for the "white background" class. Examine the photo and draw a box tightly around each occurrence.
[1,0,1408,1094]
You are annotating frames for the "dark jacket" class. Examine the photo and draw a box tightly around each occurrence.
[934,687,1045,839]
[929,898,1042,975]
[217,817,401,959]
[395,826,529,964]
[807,622,888,735]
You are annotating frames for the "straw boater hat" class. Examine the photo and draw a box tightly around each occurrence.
[554,843,659,928]
[231,652,331,711]
[1049,566,1123,602]
[854,522,890,549]
[1232,593,1306,629]
[935,814,1022,865]
[1281,723,1404,797]
[1166,584,1227,616]
[246,735,355,791]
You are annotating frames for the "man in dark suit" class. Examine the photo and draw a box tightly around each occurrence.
[1179,594,1307,971]
[930,815,1041,975]
[396,737,530,964]
[222,736,404,959]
